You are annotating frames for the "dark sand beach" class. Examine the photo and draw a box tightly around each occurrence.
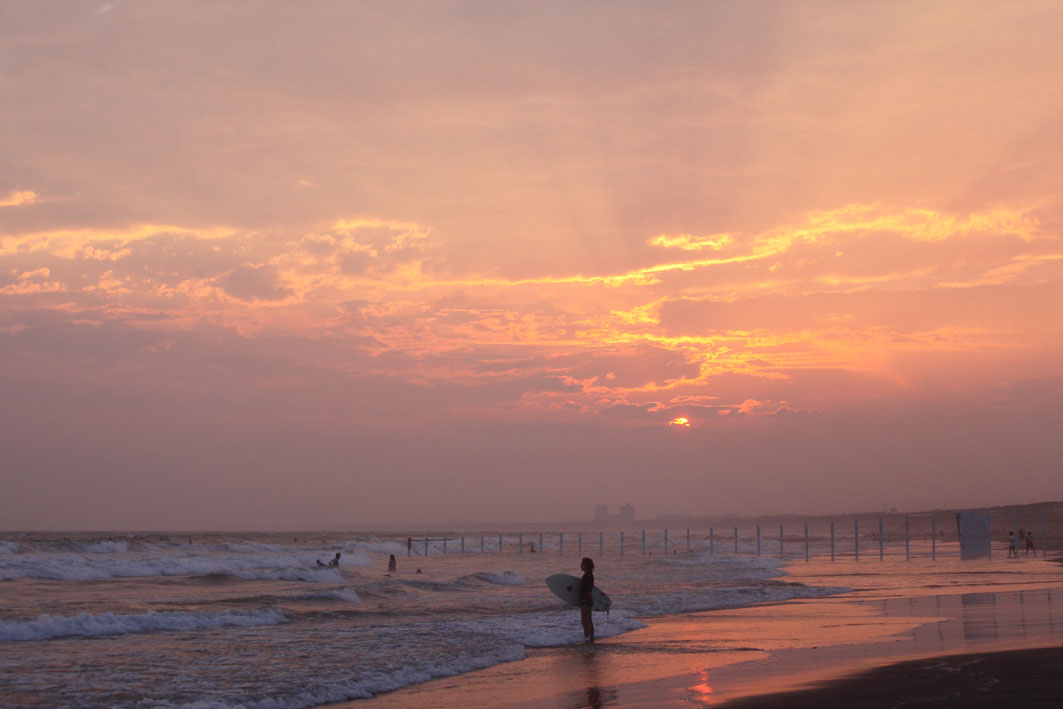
[353,556,1063,707]
[721,646,1063,707]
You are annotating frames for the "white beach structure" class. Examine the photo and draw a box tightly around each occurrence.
[956,511,991,559]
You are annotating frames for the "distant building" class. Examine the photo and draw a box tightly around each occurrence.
[593,504,635,525]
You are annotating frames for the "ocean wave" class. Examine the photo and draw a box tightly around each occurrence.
[0,541,17,554]
[0,552,364,582]
[0,607,288,642]
[473,571,526,585]
[308,587,362,603]
[351,539,407,556]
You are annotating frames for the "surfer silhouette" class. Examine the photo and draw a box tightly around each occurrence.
[580,557,595,643]
[317,552,341,568]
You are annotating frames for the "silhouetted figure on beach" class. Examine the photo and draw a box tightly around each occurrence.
[580,557,595,643]
[388,554,397,572]
[1008,531,1017,558]
[317,552,341,568]
[1026,532,1035,556]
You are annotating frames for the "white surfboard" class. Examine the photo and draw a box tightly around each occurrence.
[546,573,611,612]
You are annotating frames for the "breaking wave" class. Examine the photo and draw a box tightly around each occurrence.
[0,607,288,642]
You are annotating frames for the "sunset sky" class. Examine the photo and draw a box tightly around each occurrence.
[3,2,1061,530]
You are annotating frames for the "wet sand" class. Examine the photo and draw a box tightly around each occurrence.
[720,646,1063,708]
[349,558,1063,707]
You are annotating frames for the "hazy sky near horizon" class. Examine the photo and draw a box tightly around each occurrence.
[2,1,1062,530]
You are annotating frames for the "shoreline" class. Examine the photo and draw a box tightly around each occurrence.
[350,571,1063,707]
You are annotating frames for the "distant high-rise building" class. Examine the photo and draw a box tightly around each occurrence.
[591,504,636,525]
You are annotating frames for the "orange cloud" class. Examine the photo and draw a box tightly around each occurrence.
[0,190,39,208]
[649,233,734,251]
[1,202,1058,424]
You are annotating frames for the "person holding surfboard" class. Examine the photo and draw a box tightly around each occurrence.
[546,562,610,642]
[580,557,595,643]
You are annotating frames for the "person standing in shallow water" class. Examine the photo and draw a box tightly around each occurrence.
[580,557,595,643]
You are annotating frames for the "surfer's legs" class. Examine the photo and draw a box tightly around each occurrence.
[581,604,594,643]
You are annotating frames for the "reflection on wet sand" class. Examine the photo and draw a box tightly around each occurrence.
[961,592,998,640]
[690,669,714,703]
[567,649,617,709]
[698,587,1063,706]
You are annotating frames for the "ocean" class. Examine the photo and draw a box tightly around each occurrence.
[0,530,842,707]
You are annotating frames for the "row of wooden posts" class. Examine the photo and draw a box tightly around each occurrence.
[411,521,920,561]
[409,507,1050,561]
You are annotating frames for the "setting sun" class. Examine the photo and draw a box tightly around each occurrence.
[669,417,691,427]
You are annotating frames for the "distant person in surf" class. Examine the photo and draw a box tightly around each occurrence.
[317,552,341,568]
[388,554,397,572]
[1008,531,1017,558]
[580,557,595,643]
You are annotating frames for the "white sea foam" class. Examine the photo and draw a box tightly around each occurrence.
[351,539,407,556]
[310,587,362,603]
[134,644,530,709]
[132,611,642,709]
[0,540,17,554]
[329,549,373,567]
[0,607,288,642]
